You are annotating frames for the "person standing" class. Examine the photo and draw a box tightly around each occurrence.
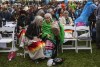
[96,1,100,49]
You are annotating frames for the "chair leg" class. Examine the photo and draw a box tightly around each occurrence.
[76,46,78,53]
[91,48,92,53]
[75,40,78,53]
[90,41,92,53]
[76,48,78,53]
[24,50,26,58]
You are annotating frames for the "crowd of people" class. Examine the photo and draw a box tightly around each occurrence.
[0,0,100,63]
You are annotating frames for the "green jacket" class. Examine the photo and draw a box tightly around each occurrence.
[42,20,64,45]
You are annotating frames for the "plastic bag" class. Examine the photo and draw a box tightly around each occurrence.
[45,40,55,58]
[8,51,16,61]
[45,40,54,50]
[76,22,85,26]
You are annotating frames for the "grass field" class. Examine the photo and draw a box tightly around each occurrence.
[0,43,100,67]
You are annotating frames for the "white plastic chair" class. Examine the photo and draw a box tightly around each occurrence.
[5,21,17,44]
[75,26,92,53]
[0,27,17,52]
[5,21,17,28]
[62,25,77,53]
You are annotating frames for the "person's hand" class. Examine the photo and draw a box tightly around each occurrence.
[38,33,42,37]
[19,26,22,30]
[25,25,28,29]
[33,37,40,41]
[24,46,28,50]
[38,38,42,41]
[33,37,38,41]
[47,34,51,38]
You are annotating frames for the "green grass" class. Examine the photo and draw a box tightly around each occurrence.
[0,43,100,67]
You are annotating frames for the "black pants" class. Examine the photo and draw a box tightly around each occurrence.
[52,37,60,59]
[96,19,100,47]
[91,28,96,42]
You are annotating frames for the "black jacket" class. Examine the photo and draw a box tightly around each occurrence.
[25,23,42,40]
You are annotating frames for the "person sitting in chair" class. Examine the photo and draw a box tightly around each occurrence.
[25,15,45,60]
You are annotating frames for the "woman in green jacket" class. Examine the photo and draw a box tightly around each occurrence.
[42,13,64,58]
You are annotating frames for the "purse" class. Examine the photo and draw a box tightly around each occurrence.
[51,21,60,36]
